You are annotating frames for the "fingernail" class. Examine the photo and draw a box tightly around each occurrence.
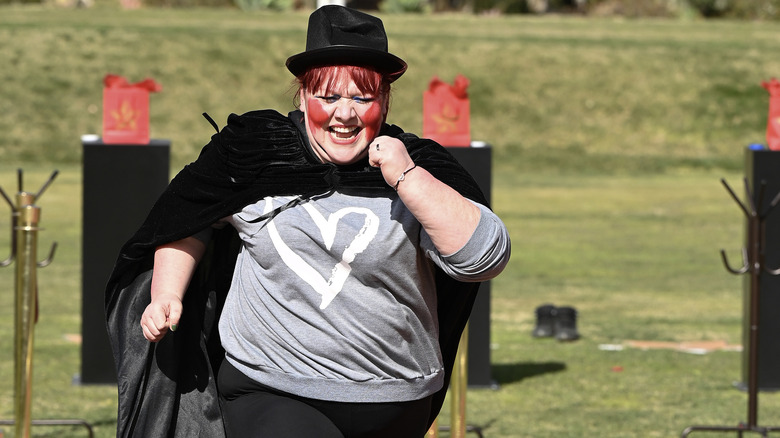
[171,324,178,332]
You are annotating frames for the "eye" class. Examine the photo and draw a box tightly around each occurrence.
[351,96,375,104]
[315,95,341,104]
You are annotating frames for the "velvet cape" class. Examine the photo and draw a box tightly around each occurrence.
[104,109,488,437]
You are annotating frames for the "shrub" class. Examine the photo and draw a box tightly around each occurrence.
[234,0,293,10]
[379,0,431,13]
[726,0,780,18]
[688,0,732,16]
[587,0,680,17]
[587,0,780,18]
[143,0,234,6]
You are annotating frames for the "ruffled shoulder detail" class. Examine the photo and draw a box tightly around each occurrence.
[188,110,320,187]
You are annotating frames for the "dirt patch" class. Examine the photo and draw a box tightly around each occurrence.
[624,340,742,354]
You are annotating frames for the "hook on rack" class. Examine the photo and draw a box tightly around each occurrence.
[0,168,59,269]
[721,178,752,218]
[35,169,58,200]
[0,184,16,267]
[37,242,57,268]
[718,178,780,276]
[34,170,59,267]
[763,189,780,276]
[720,247,749,275]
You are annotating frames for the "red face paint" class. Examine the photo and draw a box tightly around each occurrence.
[360,100,383,141]
[305,96,330,128]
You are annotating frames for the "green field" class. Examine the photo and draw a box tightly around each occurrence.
[2,5,780,437]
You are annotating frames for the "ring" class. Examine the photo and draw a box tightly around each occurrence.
[375,143,380,151]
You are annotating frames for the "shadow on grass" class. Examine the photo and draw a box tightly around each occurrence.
[492,361,567,385]
[0,417,117,438]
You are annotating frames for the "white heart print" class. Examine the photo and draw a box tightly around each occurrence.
[264,196,379,309]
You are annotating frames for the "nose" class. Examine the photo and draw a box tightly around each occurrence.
[333,99,357,120]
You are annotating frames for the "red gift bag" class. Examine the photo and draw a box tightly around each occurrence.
[423,75,471,147]
[762,78,780,151]
[102,74,161,144]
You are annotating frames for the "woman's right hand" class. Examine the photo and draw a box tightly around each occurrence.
[140,293,183,342]
[142,236,208,342]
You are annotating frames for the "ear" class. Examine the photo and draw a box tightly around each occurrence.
[381,96,389,121]
[299,89,308,113]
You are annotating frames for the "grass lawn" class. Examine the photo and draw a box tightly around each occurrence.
[4,165,780,437]
[2,5,780,437]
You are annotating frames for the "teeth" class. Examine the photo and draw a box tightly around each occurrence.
[331,126,357,134]
[330,126,359,140]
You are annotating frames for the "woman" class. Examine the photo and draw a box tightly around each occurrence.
[106,5,509,438]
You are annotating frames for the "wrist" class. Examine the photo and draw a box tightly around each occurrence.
[393,164,418,190]
[151,291,184,303]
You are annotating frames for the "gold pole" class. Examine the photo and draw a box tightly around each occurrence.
[14,193,39,438]
[427,322,470,438]
[426,418,439,438]
[450,321,469,438]
[0,170,89,437]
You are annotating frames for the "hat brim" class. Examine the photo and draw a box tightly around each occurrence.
[286,46,407,82]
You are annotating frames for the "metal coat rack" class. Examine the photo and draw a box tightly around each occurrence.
[682,178,780,437]
[0,169,94,438]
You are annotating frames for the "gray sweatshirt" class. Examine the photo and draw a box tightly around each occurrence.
[217,190,509,403]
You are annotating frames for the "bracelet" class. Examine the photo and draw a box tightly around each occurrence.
[393,165,417,191]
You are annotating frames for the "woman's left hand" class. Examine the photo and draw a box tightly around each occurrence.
[368,135,415,189]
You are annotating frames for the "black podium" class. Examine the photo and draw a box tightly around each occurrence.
[741,148,780,391]
[446,143,496,389]
[81,138,170,384]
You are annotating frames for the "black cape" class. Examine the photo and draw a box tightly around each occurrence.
[105,110,488,437]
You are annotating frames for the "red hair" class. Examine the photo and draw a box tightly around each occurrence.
[297,65,391,99]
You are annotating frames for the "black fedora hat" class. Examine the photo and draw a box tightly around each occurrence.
[286,5,407,82]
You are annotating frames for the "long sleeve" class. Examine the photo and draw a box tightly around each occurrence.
[421,201,510,282]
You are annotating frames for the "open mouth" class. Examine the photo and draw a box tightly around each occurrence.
[329,125,361,140]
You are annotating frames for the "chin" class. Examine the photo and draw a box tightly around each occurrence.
[329,153,365,166]
[320,143,368,165]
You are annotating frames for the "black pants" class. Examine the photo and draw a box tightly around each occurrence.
[217,360,433,438]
